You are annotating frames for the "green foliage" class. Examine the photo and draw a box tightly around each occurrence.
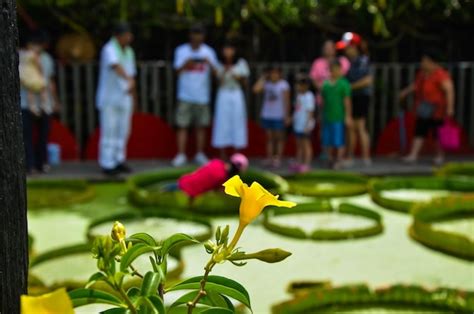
[436,162,474,177]
[409,195,474,261]
[272,282,474,313]
[127,168,288,215]
[369,176,474,213]
[68,214,291,312]
[19,0,474,38]
[263,202,384,240]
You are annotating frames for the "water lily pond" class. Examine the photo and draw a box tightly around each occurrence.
[27,181,474,313]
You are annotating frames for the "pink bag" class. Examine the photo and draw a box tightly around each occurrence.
[438,119,461,151]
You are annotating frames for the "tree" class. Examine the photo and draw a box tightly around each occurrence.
[0,0,29,313]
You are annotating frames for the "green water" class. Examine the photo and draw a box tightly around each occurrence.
[27,183,474,314]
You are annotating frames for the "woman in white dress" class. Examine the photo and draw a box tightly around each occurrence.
[212,42,250,158]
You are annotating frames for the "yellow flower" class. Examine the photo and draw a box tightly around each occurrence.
[224,175,296,249]
[21,288,74,314]
[224,175,296,225]
[111,221,126,242]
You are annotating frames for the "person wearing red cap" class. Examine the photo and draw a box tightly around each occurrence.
[337,32,373,166]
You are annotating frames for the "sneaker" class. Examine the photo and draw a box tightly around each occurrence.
[172,153,187,167]
[102,167,120,176]
[115,163,132,173]
[194,152,209,165]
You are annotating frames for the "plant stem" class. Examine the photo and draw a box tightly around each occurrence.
[118,285,138,314]
[129,264,144,279]
[187,260,215,314]
[228,222,246,250]
[158,283,164,299]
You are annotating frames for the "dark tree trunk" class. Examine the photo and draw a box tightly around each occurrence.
[0,1,29,313]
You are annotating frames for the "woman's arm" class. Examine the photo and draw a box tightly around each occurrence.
[351,74,373,90]
[399,83,415,100]
[252,76,266,94]
[441,78,455,117]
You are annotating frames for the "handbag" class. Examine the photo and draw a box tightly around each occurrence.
[438,119,460,151]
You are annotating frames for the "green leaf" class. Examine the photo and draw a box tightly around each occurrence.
[200,308,234,314]
[86,272,108,288]
[100,308,129,314]
[160,233,197,257]
[167,276,251,309]
[120,243,156,272]
[127,287,141,300]
[146,295,166,314]
[69,288,123,307]
[129,233,158,247]
[140,271,161,297]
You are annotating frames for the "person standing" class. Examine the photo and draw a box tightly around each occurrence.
[96,22,136,176]
[338,32,373,166]
[20,32,60,174]
[253,65,291,168]
[400,49,455,165]
[172,23,218,167]
[309,40,350,162]
[211,41,250,158]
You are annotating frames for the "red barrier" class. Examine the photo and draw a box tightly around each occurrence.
[47,119,80,160]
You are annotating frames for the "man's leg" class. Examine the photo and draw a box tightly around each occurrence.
[173,102,191,166]
[194,105,210,165]
[115,105,133,167]
[356,118,371,162]
[35,113,51,171]
[99,106,119,170]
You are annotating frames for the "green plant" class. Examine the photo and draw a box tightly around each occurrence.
[409,194,474,261]
[436,162,474,177]
[263,202,383,240]
[68,175,294,313]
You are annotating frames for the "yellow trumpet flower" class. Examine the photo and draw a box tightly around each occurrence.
[21,288,74,314]
[224,175,296,248]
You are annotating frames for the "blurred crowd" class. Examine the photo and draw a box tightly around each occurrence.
[19,23,455,176]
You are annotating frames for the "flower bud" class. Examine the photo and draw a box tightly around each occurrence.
[111,221,126,242]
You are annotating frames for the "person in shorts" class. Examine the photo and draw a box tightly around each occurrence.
[291,74,315,173]
[321,60,353,169]
[173,23,218,167]
[253,65,290,168]
[338,32,373,166]
[399,48,455,165]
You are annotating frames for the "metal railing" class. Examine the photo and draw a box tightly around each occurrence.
[56,61,474,151]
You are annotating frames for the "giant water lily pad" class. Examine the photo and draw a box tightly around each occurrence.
[409,195,474,261]
[127,168,288,215]
[87,210,212,243]
[264,202,383,240]
[28,179,95,208]
[272,283,474,314]
[369,176,474,213]
[286,171,368,198]
[29,244,182,289]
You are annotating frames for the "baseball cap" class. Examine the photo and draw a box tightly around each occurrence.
[336,32,362,50]
[230,153,249,172]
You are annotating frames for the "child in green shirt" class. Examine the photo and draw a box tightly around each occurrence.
[321,60,353,168]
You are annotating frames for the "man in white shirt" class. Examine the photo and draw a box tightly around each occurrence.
[172,24,218,167]
[96,22,136,176]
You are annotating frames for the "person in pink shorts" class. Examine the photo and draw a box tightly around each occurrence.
[163,153,249,204]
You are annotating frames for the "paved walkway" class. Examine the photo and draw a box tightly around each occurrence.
[28,157,473,181]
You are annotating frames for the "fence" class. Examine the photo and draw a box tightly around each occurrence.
[56,61,474,151]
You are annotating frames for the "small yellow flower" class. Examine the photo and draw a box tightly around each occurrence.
[224,175,296,226]
[21,288,74,314]
[111,221,126,242]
